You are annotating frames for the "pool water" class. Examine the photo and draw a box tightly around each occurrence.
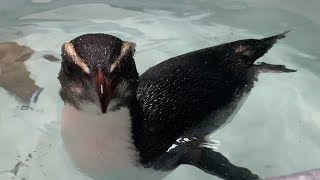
[0,0,319,180]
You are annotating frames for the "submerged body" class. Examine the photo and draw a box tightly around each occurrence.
[58,32,295,180]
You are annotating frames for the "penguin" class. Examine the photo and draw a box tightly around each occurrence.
[58,31,296,180]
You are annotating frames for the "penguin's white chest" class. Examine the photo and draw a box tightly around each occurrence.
[61,104,142,179]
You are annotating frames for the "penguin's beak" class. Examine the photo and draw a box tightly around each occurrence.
[95,66,114,114]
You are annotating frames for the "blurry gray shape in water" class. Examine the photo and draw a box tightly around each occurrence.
[42,54,60,62]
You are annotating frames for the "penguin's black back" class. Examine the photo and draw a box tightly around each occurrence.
[130,32,289,165]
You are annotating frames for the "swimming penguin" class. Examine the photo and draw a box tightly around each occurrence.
[58,31,296,180]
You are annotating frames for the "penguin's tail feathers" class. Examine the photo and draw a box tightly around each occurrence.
[260,30,291,50]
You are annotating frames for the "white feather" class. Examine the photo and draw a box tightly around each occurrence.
[61,103,166,180]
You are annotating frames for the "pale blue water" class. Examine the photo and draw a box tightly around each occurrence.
[0,0,319,180]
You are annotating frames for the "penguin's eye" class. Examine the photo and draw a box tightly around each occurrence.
[63,62,72,74]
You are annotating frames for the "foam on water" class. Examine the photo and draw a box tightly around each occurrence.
[0,2,319,180]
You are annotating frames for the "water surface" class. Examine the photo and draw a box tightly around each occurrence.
[0,1,319,179]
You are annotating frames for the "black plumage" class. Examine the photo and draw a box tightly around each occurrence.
[130,31,295,167]
[58,31,296,180]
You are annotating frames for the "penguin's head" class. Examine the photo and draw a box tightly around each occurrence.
[58,34,138,114]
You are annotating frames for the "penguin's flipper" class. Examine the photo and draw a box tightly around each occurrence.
[255,62,297,73]
[148,136,259,180]
[181,147,260,180]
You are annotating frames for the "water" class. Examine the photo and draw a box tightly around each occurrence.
[0,0,319,180]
